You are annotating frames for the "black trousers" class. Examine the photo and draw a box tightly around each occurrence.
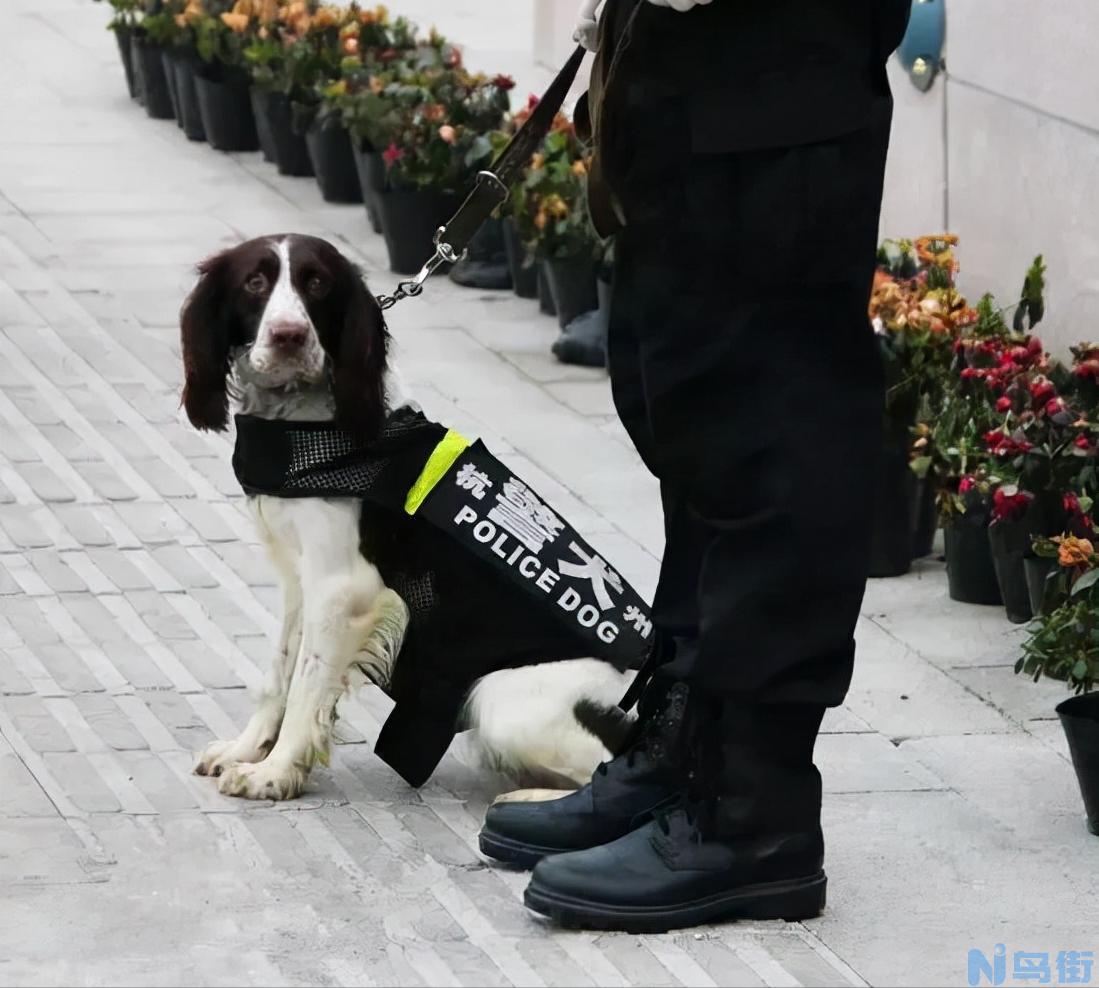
[607,96,892,709]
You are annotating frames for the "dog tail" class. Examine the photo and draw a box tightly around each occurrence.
[572,698,634,756]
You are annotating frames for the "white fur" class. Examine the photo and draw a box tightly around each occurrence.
[193,235,632,798]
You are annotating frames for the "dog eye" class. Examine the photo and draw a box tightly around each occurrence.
[306,275,329,297]
[244,272,268,295]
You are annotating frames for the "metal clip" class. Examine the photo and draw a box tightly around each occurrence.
[375,227,463,311]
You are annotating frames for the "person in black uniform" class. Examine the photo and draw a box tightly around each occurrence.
[479,0,913,931]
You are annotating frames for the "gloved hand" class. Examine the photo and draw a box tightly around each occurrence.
[646,0,713,9]
[573,0,602,51]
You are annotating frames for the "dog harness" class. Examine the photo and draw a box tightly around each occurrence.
[232,408,658,786]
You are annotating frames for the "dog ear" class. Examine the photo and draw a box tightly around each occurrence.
[180,251,233,432]
[332,269,389,443]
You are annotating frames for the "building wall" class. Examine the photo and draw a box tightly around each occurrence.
[880,0,1099,354]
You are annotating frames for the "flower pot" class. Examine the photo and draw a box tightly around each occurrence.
[252,90,313,175]
[868,441,914,578]
[194,70,259,152]
[449,218,512,291]
[249,87,279,163]
[910,475,937,559]
[161,49,181,128]
[350,145,385,234]
[114,26,139,100]
[1024,555,1057,617]
[170,52,206,142]
[543,256,598,330]
[502,218,538,299]
[944,512,1002,606]
[538,263,556,315]
[1056,692,1099,835]
[377,189,461,275]
[132,37,175,120]
[305,120,362,203]
[988,520,1033,624]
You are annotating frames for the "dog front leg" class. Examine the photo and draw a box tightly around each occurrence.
[217,569,383,800]
[194,561,303,778]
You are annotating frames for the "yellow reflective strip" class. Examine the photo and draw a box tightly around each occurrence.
[404,429,471,515]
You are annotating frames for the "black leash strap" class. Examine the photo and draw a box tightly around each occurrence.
[376,44,588,310]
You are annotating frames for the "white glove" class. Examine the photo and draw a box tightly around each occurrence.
[645,0,713,10]
[573,0,602,51]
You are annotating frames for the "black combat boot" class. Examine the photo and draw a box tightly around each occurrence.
[478,681,692,868]
[522,700,830,932]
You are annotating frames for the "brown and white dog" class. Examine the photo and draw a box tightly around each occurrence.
[179,234,633,799]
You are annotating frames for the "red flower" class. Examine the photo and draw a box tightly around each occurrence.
[1027,335,1044,356]
[377,46,399,62]
[1076,360,1099,380]
[492,74,516,91]
[958,475,977,494]
[1075,434,1092,451]
[1029,377,1056,404]
[1046,397,1066,417]
[526,93,540,111]
[1065,491,1081,515]
[382,142,404,167]
[996,396,1012,413]
[992,487,1033,522]
[985,429,1005,447]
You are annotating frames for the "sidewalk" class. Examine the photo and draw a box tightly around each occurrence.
[1,3,1095,986]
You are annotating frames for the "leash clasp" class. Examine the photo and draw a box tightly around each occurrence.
[376,227,464,311]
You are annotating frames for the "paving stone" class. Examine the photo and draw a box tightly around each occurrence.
[84,547,152,591]
[147,544,220,590]
[49,504,116,547]
[69,459,138,501]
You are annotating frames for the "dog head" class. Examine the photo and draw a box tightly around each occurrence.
[179,234,389,441]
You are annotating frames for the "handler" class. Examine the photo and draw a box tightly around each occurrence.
[479,0,913,931]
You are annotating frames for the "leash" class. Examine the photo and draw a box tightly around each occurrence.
[375,44,588,311]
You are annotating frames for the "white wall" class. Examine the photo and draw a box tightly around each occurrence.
[881,0,1099,354]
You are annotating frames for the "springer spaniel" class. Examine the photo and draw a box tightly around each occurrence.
[180,234,633,800]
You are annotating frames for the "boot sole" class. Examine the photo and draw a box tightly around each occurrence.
[524,871,827,934]
[479,829,570,869]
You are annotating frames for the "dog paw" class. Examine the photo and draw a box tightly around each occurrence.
[216,760,306,801]
[193,736,273,778]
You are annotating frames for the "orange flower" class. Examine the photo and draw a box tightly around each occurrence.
[1058,535,1094,567]
[422,103,446,123]
[529,152,545,170]
[369,76,386,94]
[438,125,457,144]
[312,6,342,30]
[342,36,360,55]
[533,209,548,231]
[915,233,959,268]
[571,159,587,177]
[220,12,250,33]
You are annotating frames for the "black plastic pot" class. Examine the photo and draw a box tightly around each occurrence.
[161,49,181,127]
[543,256,599,330]
[170,52,206,142]
[988,520,1033,624]
[249,87,279,163]
[114,26,139,100]
[194,70,259,152]
[538,264,556,315]
[377,189,461,275]
[911,475,937,559]
[502,218,538,299]
[1056,692,1099,836]
[132,37,175,120]
[944,512,1002,606]
[868,441,914,578]
[269,93,313,176]
[351,145,385,234]
[305,120,363,203]
[1024,555,1057,617]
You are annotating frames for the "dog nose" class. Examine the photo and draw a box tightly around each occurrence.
[269,322,309,350]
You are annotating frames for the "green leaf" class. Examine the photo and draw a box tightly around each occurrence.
[1072,659,1089,681]
[1072,569,1099,596]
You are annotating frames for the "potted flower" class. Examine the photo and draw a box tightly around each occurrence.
[519,120,600,329]
[324,14,423,228]
[1018,535,1099,834]
[939,467,1003,605]
[189,0,262,152]
[161,0,208,141]
[130,0,179,120]
[869,235,973,576]
[340,50,513,274]
[96,0,142,99]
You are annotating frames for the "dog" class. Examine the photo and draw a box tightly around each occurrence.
[179,233,634,800]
